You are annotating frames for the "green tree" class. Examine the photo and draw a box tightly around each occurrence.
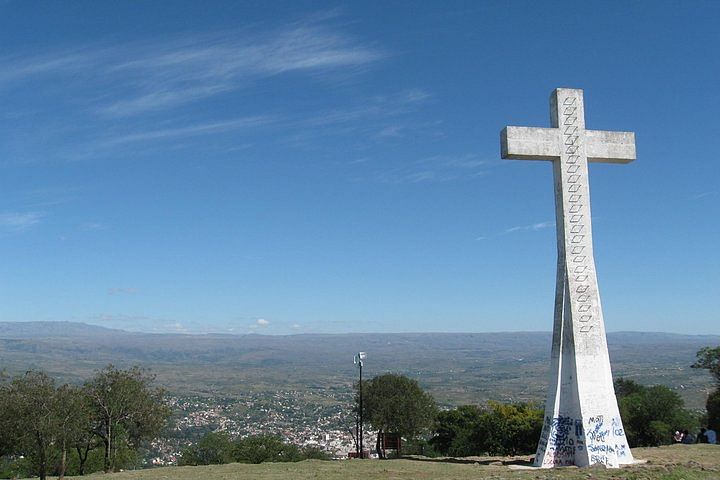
[0,372,98,479]
[232,435,302,464]
[179,433,330,465]
[179,432,234,466]
[706,390,720,431]
[0,374,12,459]
[430,405,483,456]
[63,446,105,477]
[431,402,543,456]
[71,420,103,476]
[692,346,720,385]
[614,377,645,398]
[0,371,59,480]
[615,378,696,446]
[300,445,332,460]
[359,374,437,458]
[54,385,94,479]
[692,346,720,430]
[476,401,543,455]
[84,365,170,472]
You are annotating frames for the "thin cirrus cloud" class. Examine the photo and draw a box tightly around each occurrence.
[503,221,555,234]
[371,154,489,184]
[0,50,95,86]
[691,191,717,200]
[106,24,382,117]
[98,84,235,118]
[0,212,43,233]
[108,287,138,295]
[83,88,429,157]
[299,88,432,128]
[0,21,382,118]
[0,18,389,165]
[475,220,554,242]
[99,116,276,147]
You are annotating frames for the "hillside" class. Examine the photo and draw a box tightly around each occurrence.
[0,321,125,338]
[0,322,716,409]
[28,444,720,480]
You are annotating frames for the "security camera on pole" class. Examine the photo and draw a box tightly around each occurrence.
[354,352,366,458]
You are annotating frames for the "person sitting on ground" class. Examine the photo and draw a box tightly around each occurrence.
[682,429,696,444]
[697,428,707,443]
[673,430,684,443]
[705,427,717,445]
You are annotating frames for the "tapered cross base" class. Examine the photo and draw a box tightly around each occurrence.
[501,88,635,468]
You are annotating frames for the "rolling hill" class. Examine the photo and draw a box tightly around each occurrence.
[0,322,716,408]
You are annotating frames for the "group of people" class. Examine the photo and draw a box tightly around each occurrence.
[673,427,717,444]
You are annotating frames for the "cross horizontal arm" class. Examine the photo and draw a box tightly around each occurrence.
[585,130,635,164]
[501,127,558,160]
[501,127,636,164]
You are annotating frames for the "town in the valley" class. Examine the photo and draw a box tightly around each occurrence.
[148,391,371,466]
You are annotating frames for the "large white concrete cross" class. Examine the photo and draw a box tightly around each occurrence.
[501,88,636,468]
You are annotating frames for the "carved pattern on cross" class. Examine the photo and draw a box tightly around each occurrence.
[561,95,593,334]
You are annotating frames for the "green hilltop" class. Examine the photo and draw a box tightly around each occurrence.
[20,445,720,480]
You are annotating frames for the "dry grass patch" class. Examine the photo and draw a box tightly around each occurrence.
[33,444,719,480]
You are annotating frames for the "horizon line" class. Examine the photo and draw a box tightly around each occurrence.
[1,320,719,338]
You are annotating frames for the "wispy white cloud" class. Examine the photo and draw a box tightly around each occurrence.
[503,221,555,234]
[0,212,43,233]
[301,89,430,129]
[372,154,489,184]
[108,287,138,295]
[391,88,431,104]
[428,155,487,169]
[90,313,152,325]
[247,318,271,332]
[88,313,190,333]
[0,21,383,117]
[690,191,717,200]
[6,186,79,209]
[80,221,107,231]
[98,84,234,117]
[86,86,427,154]
[99,116,275,146]
[163,322,188,333]
[0,18,441,168]
[249,88,436,152]
[0,50,97,86]
[378,125,403,138]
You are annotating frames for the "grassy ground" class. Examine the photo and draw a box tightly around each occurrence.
[41,445,720,480]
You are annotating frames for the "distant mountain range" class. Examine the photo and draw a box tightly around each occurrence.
[0,321,126,338]
[1,322,717,409]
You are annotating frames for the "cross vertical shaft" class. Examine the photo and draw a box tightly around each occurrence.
[501,88,636,468]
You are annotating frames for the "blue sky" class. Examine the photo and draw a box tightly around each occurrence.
[0,1,718,335]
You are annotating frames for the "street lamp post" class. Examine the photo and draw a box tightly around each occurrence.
[354,351,366,458]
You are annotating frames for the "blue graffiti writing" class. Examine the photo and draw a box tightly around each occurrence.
[615,443,627,458]
[548,416,575,447]
[587,416,610,443]
[587,443,615,454]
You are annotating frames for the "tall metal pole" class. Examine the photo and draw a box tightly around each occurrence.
[359,360,363,458]
[355,414,359,456]
[354,351,366,458]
